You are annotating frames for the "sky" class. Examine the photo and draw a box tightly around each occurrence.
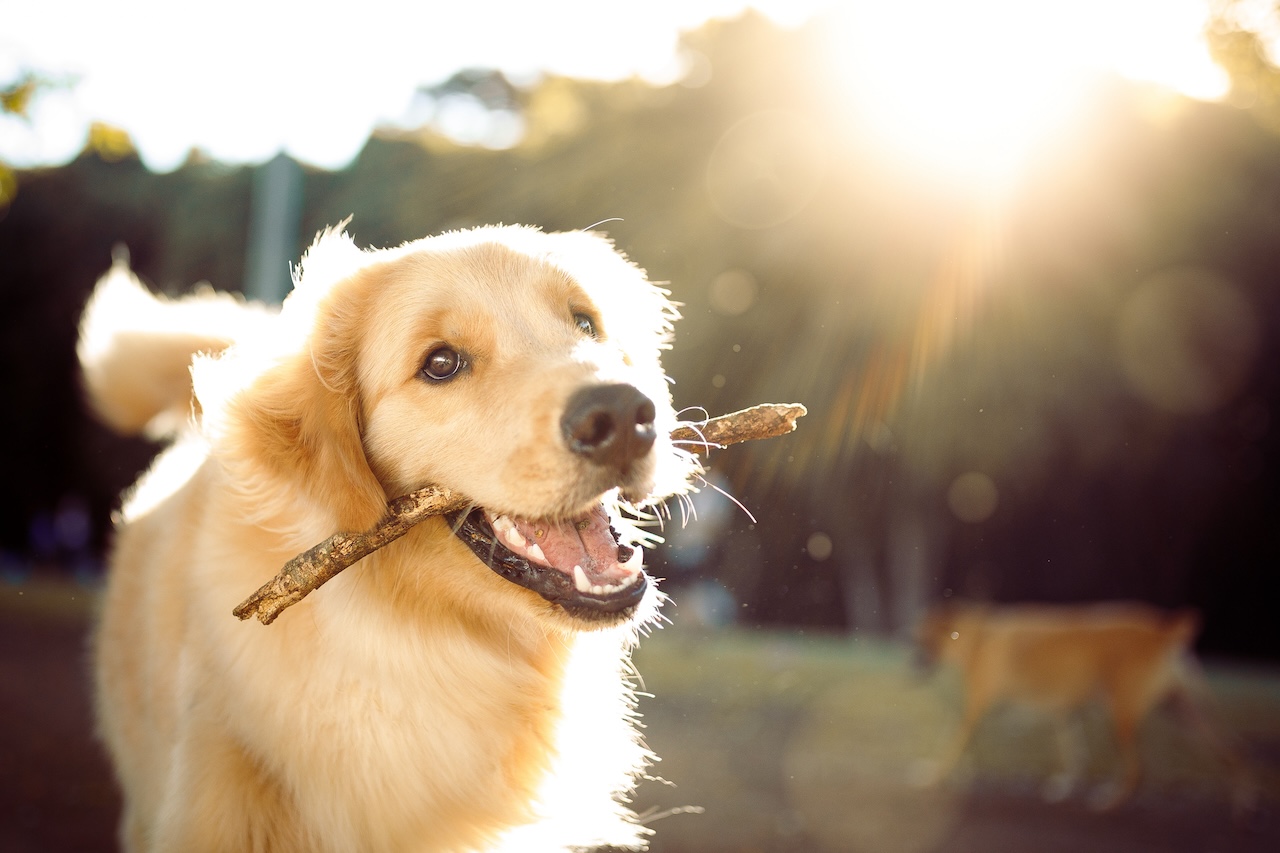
[0,0,1251,174]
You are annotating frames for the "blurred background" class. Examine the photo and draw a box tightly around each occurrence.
[3,1,1280,850]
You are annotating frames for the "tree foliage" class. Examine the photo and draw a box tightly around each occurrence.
[3,13,1280,655]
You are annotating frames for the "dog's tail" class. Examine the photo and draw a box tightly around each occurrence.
[1162,608,1260,815]
[1168,664,1260,815]
[77,249,274,437]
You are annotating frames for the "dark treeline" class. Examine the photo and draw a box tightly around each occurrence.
[3,14,1279,658]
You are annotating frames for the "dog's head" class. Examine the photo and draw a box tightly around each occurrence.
[914,601,988,672]
[199,225,699,628]
[914,602,962,672]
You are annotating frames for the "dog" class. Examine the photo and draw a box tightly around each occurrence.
[914,601,1254,810]
[77,224,701,852]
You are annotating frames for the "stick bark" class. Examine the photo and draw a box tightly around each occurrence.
[234,402,805,624]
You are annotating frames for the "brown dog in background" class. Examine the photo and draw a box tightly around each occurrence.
[78,225,701,852]
[915,601,1254,811]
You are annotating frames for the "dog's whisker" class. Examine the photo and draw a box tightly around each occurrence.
[449,501,479,536]
[671,414,717,455]
[638,773,679,788]
[696,473,755,525]
[634,805,706,825]
[672,440,720,456]
[674,405,710,425]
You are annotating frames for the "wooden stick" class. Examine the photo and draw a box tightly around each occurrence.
[234,402,806,624]
[669,402,807,449]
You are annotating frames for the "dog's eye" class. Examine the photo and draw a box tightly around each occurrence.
[420,346,464,382]
[573,312,599,339]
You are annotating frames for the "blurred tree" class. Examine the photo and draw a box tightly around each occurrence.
[1,71,54,211]
[1208,0,1280,134]
[85,121,138,163]
[2,13,1279,656]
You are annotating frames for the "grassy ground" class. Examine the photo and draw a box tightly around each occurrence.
[628,624,1280,853]
[3,576,1279,852]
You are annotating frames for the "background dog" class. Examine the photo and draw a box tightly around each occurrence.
[915,601,1255,811]
[77,225,700,852]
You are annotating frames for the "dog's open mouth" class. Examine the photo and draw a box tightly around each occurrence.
[445,503,647,619]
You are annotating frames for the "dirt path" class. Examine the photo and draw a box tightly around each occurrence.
[0,602,118,852]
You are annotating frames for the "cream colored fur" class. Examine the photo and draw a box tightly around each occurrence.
[916,601,1253,810]
[78,225,699,852]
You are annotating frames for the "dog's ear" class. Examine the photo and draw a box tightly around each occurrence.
[202,268,389,534]
[227,349,388,533]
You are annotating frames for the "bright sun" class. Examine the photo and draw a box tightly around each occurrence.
[820,0,1230,189]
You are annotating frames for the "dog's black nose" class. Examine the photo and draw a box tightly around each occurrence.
[562,384,657,471]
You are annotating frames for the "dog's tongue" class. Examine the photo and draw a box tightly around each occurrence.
[487,504,639,589]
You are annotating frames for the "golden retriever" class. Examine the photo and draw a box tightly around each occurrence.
[77,225,701,852]
[915,601,1254,810]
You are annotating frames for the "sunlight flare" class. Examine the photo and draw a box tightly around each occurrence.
[819,0,1228,188]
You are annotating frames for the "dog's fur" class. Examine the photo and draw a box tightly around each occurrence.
[78,225,700,852]
[916,601,1253,810]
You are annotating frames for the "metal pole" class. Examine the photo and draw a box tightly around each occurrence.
[245,152,303,303]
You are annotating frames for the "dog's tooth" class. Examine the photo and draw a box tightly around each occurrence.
[525,542,546,564]
[502,526,527,550]
[573,565,592,593]
[592,584,605,596]
[491,516,527,550]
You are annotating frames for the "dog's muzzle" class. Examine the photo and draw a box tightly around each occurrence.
[447,383,660,622]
